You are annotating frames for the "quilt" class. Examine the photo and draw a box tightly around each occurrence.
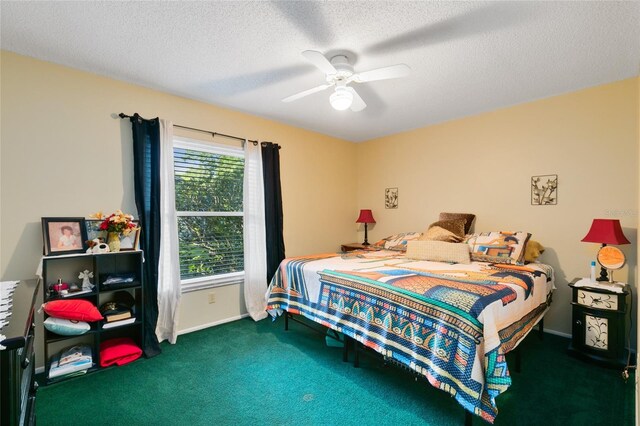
[266,249,554,423]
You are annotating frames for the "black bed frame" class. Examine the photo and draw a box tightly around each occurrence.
[282,310,545,426]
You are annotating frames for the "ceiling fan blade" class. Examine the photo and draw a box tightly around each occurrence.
[301,50,337,75]
[282,83,333,103]
[351,64,411,83]
[346,87,366,112]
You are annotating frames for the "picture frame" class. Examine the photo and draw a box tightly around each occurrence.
[119,220,140,251]
[531,174,558,205]
[85,219,106,242]
[42,217,88,256]
[385,187,398,209]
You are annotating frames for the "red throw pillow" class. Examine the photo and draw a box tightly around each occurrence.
[43,299,103,322]
[99,337,142,367]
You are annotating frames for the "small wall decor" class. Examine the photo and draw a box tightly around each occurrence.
[531,174,557,205]
[385,188,398,209]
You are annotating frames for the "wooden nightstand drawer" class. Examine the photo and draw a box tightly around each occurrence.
[577,289,618,310]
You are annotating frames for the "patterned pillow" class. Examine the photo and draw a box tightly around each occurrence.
[406,241,471,264]
[439,212,476,234]
[419,226,464,243]
[428,219,466,237]
[373,232,422,251]
[465,231,531,265]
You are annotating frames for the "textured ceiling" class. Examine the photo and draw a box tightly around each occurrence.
[1,1,639,142]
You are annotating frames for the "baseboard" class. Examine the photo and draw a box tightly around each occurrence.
[36,366,45,375]
[543,328,571,339]
[177,313,250,335]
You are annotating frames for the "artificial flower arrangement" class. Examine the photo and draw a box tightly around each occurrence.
[89,210,138,236]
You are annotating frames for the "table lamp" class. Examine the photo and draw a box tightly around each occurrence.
[581,219,630,282]
[356,209,376,246]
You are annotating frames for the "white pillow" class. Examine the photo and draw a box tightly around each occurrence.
[44,317,90,336]
[406,240,471,264]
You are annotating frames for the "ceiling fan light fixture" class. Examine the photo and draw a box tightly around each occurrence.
[330,87,353,111]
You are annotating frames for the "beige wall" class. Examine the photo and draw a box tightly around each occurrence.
[0,51,357,342]
[637,77,640,426]
[356,78,639,337]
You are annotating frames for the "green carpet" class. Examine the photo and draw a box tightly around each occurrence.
[37,318,634,425]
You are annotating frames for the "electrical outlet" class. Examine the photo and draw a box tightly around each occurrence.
[208,292,216,304]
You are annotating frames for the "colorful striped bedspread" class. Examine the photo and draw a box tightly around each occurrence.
[266,249,555,423]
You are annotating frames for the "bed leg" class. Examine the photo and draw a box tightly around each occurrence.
[538,318,544,340]
[284,311,289,331]
[353,340,359,368]
[514,345,522,373]
[465,410,472,426]
[343,335,349,362]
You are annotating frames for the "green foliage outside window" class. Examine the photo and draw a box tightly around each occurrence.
[174,147,244,280]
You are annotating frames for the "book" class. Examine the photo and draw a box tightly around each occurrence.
[49,369,88,382]
[105,311,132,322]
[61,288,93,297]
[49,345,93,379]
[102,317,136,329]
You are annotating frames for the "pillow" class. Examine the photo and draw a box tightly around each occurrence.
[428,219,466,237]
[44,317,91,336]
[524,240,545,263]
[406,240,471,264]
[465,231,531,265]
[439,212,476,234]
[419,226,464,243]
[373,232,422,251]
[43,299,104,322]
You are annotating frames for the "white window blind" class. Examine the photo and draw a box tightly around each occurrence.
[173,138,244,283]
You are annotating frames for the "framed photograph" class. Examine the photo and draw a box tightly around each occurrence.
[119,220,140,251]
[42,217,88,256]
[85,219,106,242]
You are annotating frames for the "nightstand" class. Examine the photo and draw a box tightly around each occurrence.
[568,278,630,368]
[341,243,369,252]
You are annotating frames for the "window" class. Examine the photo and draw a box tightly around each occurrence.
[173,137,244,291]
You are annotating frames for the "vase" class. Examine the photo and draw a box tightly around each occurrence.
[107,232,121,252]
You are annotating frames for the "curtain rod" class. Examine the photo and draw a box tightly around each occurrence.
[118,113,259,146]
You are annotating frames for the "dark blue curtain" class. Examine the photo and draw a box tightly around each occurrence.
[130,113,162,358]
[261,142,285,283]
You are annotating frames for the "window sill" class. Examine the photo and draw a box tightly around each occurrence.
[181,272,244,293]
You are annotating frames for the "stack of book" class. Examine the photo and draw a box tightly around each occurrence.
[48,345,93,380]
[103,316,136,329]
[100,301,135,329]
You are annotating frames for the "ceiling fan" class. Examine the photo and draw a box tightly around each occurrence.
[282,50,411,112]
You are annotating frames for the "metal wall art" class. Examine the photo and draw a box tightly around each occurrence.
[385,187,398,209]
[531,174,557,205]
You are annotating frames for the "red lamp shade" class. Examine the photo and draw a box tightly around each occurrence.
[356,209,376,224]
[581,219,630,245]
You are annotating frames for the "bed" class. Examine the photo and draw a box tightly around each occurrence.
[266,241,554,423]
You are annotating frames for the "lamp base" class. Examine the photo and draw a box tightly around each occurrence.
[362,223,370,246]
[596,266,609,282]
